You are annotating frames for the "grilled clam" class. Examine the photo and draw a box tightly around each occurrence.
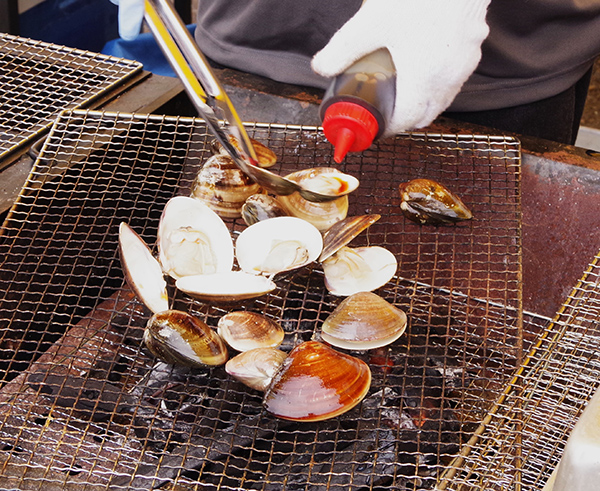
[225,347,288,391]
[191,154,261,218]
[217,311,285,351]
[241,193,288,226]
[236,217,323,276]
[398,178,473,225]
[322,245,397,296]
[277,168,353,231]
[118,222,169,314]
[144,310,228,367]
[319,214,381,262]
[211,136,277,168]
[320,292,407,350]
[176,271,276,304]
[158,196,234,280]
[263,341,371,422]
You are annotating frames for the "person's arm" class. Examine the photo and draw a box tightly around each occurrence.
[312,0,491,135]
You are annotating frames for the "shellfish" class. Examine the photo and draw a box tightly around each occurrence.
[263,341,371,422]
[118,222,169,314]
[320,292,407,350]
[398,178,473,225]
[322,245,397,296]
[191,154,261,218]
[157,196,234,280]
[217,311,285,351]
[241,193,288,226]
[236,217,323,276]
[225,347,288,391]
[211,136,278,169]
[144,310,228,367]
[319,214,381,262]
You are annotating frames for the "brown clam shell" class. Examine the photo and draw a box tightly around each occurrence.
[263,341,371,422]
[217,311,285,352]
[398,178,473,225]
[144,310,228,367]
[211,137,277,168]
[191,154,261,218]
[320,292,407,350]
[225,347,288,391]
[241,193,288,226]
[319,214,381,262]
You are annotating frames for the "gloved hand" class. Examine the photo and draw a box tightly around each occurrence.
[312,0,491,135]
[110,0,145,41]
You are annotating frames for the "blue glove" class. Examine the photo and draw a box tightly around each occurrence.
[110,0,145,41]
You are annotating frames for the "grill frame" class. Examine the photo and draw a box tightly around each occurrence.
[0,109,524,490]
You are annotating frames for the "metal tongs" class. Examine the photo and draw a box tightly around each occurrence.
[144,0,355,203]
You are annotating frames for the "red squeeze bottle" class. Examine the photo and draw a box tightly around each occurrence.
[319,48,396,163]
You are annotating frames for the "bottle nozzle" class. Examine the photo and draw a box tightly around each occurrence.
[332,127,356,163]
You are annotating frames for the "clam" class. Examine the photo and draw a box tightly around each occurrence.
[322,245,397,296]
[319,214,381,262]
[398,178,473,225]
[236,217,323,276]
[263,341,371,422]
[158,196,234,280]
[225,347,288,391]
[320,292,407,350]
[241,193,288,226]
[144,310,228,367]
[276,168,352,231]
[191,154,261,218]
[211,136,278,169]
[176,271,277,304]
[118,222,169,314]
[217,311,285,351]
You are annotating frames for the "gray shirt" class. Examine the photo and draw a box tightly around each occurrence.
[194,0,600,111]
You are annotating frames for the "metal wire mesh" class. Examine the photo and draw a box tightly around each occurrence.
[0,33,142,163]
[0,109,522,490]
[438,252,600,490]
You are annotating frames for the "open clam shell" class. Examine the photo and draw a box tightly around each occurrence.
[263,341,371,422]
[144,310,228,367]
[118,222,169,314]
[322,245,397,296]
[398,178,473,225]
[320,292,407,350]
[158,196,234,280]
[319,214,381,262]
[175,271,277,304]
[241,193,288,226]
[217,311,285,352]
[225,347,288,391]
[236,217,323,276]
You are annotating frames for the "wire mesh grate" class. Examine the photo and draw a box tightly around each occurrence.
[0,33,142,163]
[0,109,523,490]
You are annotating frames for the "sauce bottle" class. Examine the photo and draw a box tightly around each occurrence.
[320,48,396,163]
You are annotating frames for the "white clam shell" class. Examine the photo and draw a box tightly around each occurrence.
[236,217,323,275]
[176,271,277,303]
[225,347,287,391]
[322,246,397,296]
[118,222,169,314]
[158,196,234,280]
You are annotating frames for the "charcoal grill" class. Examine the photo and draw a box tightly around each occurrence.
[0,33,142,165]
[0,109,524,490]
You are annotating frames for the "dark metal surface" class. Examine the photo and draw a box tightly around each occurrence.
[0,109,522,490]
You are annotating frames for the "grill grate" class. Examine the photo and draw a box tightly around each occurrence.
[0,109,523,490]
[0,33,142,164]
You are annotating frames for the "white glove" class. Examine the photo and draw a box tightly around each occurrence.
[312,0,491,135]
[110,0,145,41]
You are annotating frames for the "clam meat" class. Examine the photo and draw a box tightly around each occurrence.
[241,193,288,227]
[158,196,234,280]
[322,245,397,296]
[276,168,351,231]
[144,309,228,367]
[217,311,285,352]
[236,216,323,276]
[320,291,407,350]
[175,271,277,304]
[225,347,288,391]
[398,178,473,225]
[263,341,371,422]
[118,222,169,314]
[191,153,261,218]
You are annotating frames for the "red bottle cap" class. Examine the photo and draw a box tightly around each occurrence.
[321,101,380,163]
